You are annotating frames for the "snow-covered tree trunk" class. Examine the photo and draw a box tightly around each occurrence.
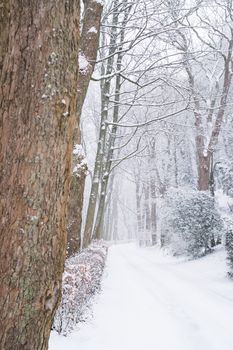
[144,182,151,246]
[93,60,122,240]
[67,0,103,256]
[197,152,211,191]
[136,179,143,244]
[104,177,114,240]
[226,227,233,278]
[112,181,120,241]
[82,86,111,246]
[92,0,132,240]
[83,0,120,247]
[0,1,80,349]
[67,142,87,257]
[149,139,157,244]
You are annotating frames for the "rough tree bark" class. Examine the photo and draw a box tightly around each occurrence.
[67,0,103,257]
[67,139,87,257]
[0,1,79,349]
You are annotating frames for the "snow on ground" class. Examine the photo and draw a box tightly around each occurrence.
[49,243,233,350]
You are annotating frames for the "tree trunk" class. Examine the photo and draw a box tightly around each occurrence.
[136,181,143,244]
[104,186,113,241]
[0,1,80,349]
[149,140,157,245]
[184,39,232,192]
[173,140,178,187]
[67,137,87,257]
[82,79,111,247]
[67,0,103,255]
[197,151,211,191]
[83,1,119,247]
[112,183,119,241]
[93,175,109,240]
[144,183,151,246]
[92,1,131,240]
[150,178,157,245]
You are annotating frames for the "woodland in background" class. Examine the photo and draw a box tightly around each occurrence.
[79,0,233,260]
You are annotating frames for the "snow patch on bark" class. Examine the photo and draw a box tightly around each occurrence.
[73,144,85,157]
[79,53,89,74]
[88,27,98,34]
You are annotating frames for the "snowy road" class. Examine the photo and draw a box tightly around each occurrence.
[50,243,233,350]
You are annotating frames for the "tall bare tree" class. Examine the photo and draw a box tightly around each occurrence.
[159,0,233,191]
[67,0,103,257]
[83,0,121,247]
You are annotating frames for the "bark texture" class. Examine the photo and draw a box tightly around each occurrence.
[67,146,87,257]
[0,1,80,349]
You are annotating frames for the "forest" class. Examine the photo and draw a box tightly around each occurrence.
[1,0,233,349]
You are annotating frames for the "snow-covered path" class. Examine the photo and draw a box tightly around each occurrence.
[49,243,233,350]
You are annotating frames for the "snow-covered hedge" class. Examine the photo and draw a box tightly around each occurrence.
[226,227,233,278]
[160,187,224,258]
[53,242,108,335]
[223,216,233,278]
[215,162,233,199]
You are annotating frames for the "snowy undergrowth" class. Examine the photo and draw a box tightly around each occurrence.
[159,187,224,258]
[53,242,108,336]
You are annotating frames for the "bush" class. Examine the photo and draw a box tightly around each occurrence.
[224,217,233,278]
[215,162,233,198]
[160,187,224,258]
[53,242,108,335]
